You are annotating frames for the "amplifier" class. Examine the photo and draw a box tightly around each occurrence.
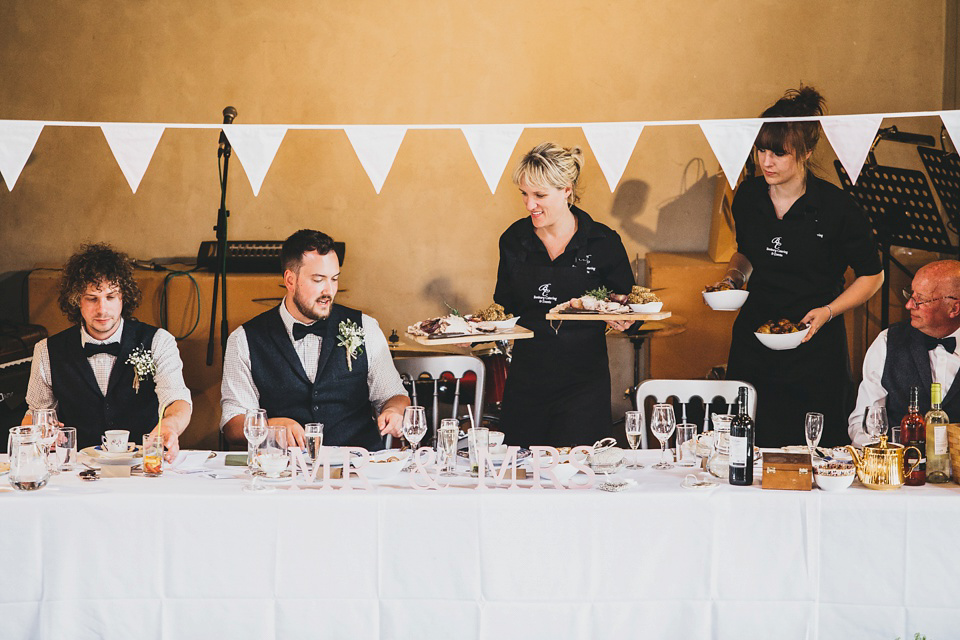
[197,241,346,273]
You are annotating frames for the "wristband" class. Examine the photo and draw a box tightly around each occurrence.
[824,304,834,321]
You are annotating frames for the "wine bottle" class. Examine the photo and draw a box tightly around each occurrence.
[901,386,926,486]
[728,386,754,486]
[924,383,951,483]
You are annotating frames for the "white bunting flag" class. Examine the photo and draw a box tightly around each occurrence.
[344,126,407,194]
[460,125,524,194]
[0,120,44,191]
[223,125,288,196]
[100,123,165,193]
[940,110,960,155]
[820,115,883,185]
[581,123,644,191]
[700,119,764,189]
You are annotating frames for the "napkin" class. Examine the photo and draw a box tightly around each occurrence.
[171,450,212,473]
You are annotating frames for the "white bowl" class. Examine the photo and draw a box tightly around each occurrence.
[814,465,856,492]
[754,327,809,351]
[702,289,749,311]
[352,450,409,481]
[487,431,505,448]
[489,317,520,330]
[628,302,663,313]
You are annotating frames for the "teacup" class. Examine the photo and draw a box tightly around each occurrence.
[487,430,505,448]
[102,430,130,453]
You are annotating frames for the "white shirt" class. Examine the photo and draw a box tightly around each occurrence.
[26,319,193,413]
[219,303,407,428]
[848,325,960,447]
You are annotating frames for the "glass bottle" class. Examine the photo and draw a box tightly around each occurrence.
[901,386,926,486]
[728,387,754,486]
[924,383,950,483]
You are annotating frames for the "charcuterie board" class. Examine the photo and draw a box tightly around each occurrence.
[407,326,534,345]
[545,311,672,321]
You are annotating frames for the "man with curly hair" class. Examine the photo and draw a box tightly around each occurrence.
[24,243,192,457]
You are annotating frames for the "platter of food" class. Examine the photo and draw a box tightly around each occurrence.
[406,303,534,345]
[546,286,671,322]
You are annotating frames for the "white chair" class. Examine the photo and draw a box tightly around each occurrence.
[634,379,758,449]
[391,355,486,448]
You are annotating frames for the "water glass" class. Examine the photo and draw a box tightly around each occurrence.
[438,418,459,476]
[243,409,269,492]
[32,408,60,474]
[624,410,645,469]
[56,426,78,471]
[863,405,888,442]
[804,412,824,457]
[304,423,324,463]
[675,423,697,467]
[650,403,676,470]
[401,406,427,471]
[142,433,164,477]
[469,426,489,476]
[258,425,289,478]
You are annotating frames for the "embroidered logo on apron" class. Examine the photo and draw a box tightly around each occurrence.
[576,254,597,273]
[533,283,558,305]
[766,236,789,258]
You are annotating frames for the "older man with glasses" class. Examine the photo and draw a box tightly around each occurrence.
[849,260,960,446]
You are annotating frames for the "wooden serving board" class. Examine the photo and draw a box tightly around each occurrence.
[545,311,672,321]
[407,325,534,345]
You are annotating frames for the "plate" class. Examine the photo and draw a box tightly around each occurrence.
[80,445,143,466]
[94,443,138,457]
[682,474,719,490]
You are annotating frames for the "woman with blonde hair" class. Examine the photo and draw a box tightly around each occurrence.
[493,142,635,447]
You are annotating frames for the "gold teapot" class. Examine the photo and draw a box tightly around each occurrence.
[845,437,921,490]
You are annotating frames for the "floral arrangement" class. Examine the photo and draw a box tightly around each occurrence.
[125,346,157,393]
[337,320,365,372]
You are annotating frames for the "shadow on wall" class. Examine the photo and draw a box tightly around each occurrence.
[0,271,32,324]
[423,277,472,317]
[609,158,719,256]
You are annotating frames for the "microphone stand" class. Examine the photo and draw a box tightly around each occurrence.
[206,107,237,366]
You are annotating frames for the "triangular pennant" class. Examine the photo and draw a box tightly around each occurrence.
[581,123,644,191]
[940,110,960,156]
[100,123,165,193]
[460,125,524,194]
[699,119,764,189]
[0,120,44,191]
[223,125,288,196]
[820,115,883,185]
[343,126,407,194]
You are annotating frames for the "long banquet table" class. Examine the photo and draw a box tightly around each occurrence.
[2,450,959,640]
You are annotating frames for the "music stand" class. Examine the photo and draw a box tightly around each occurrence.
[916,146,960,252]
[835,160,956,327]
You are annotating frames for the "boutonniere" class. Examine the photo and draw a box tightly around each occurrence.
[337,320,365,372]
[125,345,157,393]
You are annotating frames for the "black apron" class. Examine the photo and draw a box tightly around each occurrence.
[726,207,852,448]
[500,248,613,448]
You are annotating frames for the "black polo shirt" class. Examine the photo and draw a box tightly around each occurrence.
[733,175,882,317]
[494,205,635,321]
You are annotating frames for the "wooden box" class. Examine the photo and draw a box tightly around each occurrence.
[761,452,813,491]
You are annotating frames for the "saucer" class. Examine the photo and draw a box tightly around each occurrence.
[80,445,143,466]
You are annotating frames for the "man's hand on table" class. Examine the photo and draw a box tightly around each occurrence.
[268,417,306,449]
[378,407,404,438]
[150,424,180,463]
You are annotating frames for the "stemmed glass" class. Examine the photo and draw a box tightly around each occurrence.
[624,411,645,469]
[863,405,888,443]
[438,418,459,477]
[805,412,824,458]
[402,406,427,471]
[242,409,269,492]
[650,403,676,470]
[32,409,60,475]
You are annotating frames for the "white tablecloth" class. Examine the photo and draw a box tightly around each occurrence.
[2,451,959,640]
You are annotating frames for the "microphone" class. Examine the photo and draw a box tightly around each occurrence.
[218,106,238,158]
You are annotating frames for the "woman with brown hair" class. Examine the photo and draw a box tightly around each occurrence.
[719,87,884,447]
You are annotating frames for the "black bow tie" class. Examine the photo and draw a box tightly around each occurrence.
[924,334,956,354]
[83,342,121,358]
[292,320,328,341]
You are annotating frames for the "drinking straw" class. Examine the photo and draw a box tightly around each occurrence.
[466,404,476,431]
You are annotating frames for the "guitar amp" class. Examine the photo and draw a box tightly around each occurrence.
[197,240,346,273]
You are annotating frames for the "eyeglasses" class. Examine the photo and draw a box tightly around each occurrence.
[901,288,958,307]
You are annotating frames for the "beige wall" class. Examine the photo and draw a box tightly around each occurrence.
[0,1,952,421]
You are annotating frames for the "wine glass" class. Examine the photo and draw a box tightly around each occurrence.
[438,418,459,477]
[257,425,289,479]
[242,409,269,492]
[649,403,676,470]
[624,411,645,469]
[402,406,427,471]
[32,409,60,475]
[863,405,888,443]
[804,412,824,458]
